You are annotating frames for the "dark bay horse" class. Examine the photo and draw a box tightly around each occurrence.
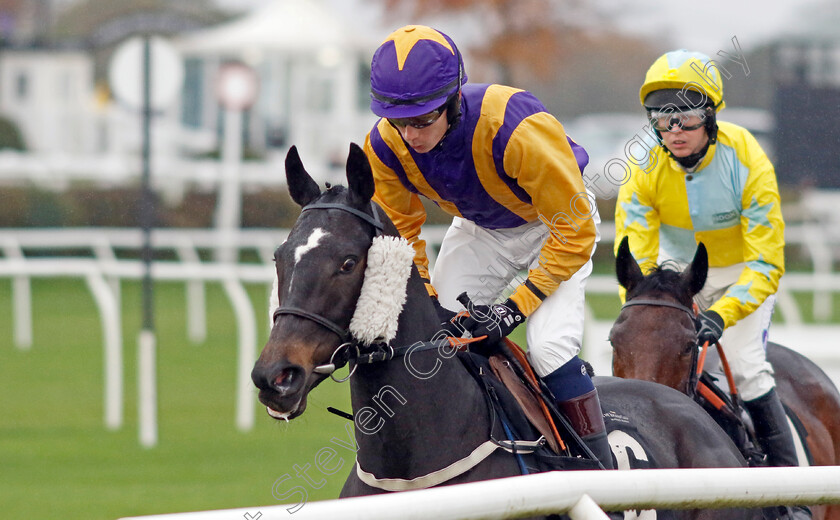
[251,143,762,519]
[611,236,840,520]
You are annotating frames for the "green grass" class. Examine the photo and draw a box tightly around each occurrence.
[0,278,353,519]
[1,270,833,519]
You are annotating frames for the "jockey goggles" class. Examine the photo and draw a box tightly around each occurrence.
[387,107,444,129]
[649,107,708,132]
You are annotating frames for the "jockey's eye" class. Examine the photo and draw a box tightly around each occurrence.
[339,257,358,274]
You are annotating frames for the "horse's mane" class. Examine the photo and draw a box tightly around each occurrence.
[628,262,694,307]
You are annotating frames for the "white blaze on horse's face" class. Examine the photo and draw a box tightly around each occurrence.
[294,228,329,264]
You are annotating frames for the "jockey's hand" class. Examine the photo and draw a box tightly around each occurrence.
[456,292,525,345]
[695,310,724,345]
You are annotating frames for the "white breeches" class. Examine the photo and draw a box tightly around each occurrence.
[431,213,599,378]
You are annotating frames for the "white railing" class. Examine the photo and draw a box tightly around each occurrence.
[3,225,840,439]
[0,257,272,434]
[116,466,840,520]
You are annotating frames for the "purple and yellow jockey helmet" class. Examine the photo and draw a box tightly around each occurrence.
[370,25,467,119]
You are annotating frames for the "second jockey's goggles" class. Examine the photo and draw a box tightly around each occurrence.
[648,107,707,132]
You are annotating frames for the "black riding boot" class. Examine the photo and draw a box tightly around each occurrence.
[557,388,623,520]
[744,389,812,520]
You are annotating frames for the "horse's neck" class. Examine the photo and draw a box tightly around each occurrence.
[391,268,438,346]
[348,269,491,478]
[349,348,490,478]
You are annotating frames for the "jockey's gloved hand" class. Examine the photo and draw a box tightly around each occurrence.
[695,310,724,345]
[456,292,525,345]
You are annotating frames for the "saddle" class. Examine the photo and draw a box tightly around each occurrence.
[454,336,599,466]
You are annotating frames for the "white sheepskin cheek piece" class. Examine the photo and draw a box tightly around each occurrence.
[349,235,415,345]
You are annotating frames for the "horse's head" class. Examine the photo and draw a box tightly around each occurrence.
[251,143,405,420]
[609,236,708,393]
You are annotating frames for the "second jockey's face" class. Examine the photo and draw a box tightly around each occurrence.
[660,125,709,158]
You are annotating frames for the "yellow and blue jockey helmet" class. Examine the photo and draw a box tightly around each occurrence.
[370,25,467,119]
[639,49,726,113]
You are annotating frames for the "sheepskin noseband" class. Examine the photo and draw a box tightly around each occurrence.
[349,235,415,345]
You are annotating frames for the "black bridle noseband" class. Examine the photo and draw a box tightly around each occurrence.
[271,200,389,380]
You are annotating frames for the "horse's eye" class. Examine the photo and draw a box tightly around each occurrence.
[339,257,358,273]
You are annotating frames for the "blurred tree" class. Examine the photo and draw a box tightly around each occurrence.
[378,0,659,118]
[0,115,26,151]
[381,0,589,83]
[49,0,231,81]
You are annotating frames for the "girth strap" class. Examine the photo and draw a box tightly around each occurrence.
[355,440,500,492]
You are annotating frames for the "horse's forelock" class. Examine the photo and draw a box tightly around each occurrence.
[629,265,694,307]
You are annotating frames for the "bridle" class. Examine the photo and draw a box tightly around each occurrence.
[271,199,386,381]
[620,297,702,397]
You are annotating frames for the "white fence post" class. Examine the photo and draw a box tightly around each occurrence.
[84,268,123,430]
[176,242,207,344]
[3,238,32,349]
[222,274,258,432]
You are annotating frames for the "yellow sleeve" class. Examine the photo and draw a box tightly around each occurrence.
[504,113,597,315]
[614,161,661,302]
[364,134,432,281]
[709,134,785,327]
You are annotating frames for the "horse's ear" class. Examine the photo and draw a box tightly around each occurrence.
[616,236,644,292]
[345,142,375,207]
[682,242,708,296]
[285,145,321,207]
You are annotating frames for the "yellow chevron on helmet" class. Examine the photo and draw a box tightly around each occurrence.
[384,25,455,70]
[640,49,726,112]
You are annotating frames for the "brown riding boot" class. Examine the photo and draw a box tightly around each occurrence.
[744,389,812,520]
[557,388,622,519]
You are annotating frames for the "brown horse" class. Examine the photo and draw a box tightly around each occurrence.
[611,235,840,520]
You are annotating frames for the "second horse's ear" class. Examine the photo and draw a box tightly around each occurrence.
[682,242,708,297]
[616,236,644,293]
[346,143,375,207]
[285,145,321,207]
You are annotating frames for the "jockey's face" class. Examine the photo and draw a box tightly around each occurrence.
[660,123,709,159]
[393,108,449,154]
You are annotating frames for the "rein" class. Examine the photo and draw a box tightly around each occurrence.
[313,336,482,381]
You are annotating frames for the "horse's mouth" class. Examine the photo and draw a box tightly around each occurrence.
[261,393,306,421]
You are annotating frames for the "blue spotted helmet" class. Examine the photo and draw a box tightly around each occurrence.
[370,25,467,120]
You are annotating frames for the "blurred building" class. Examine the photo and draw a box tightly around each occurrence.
[172,0,381,175]
[772,39,840,189]
[0,47,96,153]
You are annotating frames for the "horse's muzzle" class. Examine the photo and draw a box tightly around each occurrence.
[251,360,307,417]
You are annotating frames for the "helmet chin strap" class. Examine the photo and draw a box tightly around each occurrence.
[672,137,713,170]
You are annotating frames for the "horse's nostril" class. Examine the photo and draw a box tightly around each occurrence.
[271,365,305,396]
[252,361,304,394]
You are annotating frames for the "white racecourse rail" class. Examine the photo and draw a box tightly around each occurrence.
[116,466,840,520]
[2,226,840,438]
